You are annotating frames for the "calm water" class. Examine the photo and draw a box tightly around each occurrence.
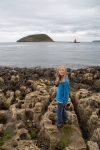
[0,42,100,69]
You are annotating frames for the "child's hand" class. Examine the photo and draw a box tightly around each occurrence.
[55,80,59,85]
[62,104,66,107]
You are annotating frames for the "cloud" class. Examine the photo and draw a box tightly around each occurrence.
[0,0,100,42]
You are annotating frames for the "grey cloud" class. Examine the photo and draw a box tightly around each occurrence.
[0,0,100,42]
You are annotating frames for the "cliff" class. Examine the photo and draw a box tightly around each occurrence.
[17,34,54,42]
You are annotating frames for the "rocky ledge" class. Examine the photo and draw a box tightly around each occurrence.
[17,34,54,42]
[0,66,100,150]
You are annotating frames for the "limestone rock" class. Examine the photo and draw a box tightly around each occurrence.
[0,92,6,109]
[90,128,100,147]
[15,90,21,98]
[10,104,26,122]
[93,79,100,91]
[87,141,99,150]
[0,124,3,134]
[15,140,40,150]
[0,110,7,124]
[4,90,14,108]
[0,77,4,83]
[48,86,57,99]
[11,74,20,82]
[0,67,100,150]
[39,100,86,150]
[22,89,50,126]
[73,89,100,148]
[2,140,40,150]
[84,73,93,81]
[14,128,31,141]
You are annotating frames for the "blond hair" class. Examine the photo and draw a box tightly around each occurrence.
[55,66,67,83]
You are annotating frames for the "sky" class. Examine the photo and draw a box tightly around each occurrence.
[0,0,100,42]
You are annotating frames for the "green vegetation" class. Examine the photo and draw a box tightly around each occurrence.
[60,125,72,149]
[27,34,52,41]
[28,128,37,139]
[17,34,54,42]
[0,132,13,146]
[71,91,77,95]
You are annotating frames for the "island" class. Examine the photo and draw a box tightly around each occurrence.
[92,40,100,42]
[17,34,54,42]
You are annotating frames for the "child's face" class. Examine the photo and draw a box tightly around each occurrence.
[58,67,66,76]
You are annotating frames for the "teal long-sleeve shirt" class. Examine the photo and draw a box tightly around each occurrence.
[56,78,70,104]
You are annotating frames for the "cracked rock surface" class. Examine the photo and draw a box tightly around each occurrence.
[0,66,100,150]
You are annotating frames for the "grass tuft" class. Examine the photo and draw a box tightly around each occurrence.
[60,125,72,149]
[71,91,77,95]
[28,128,37,139]
[0,132,13,146]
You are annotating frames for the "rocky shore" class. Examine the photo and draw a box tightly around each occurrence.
[0,66,100,150]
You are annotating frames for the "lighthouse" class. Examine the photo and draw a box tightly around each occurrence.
[74,39,76,43]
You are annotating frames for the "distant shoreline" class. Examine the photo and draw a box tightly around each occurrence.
[92,40,100,42]
[0,65,100,71]
[68,42,80,43]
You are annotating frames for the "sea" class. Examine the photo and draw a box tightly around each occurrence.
[0,42,100,70]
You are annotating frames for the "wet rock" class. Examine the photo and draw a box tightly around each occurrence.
[4,90,14,108]
[0,110,7,124]
[0,92,6,109]
[0,124,3,134]
[44,70,52,77]
[31,74,39,80]
[92,79,100,92]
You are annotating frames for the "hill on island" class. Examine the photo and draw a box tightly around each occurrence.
[17,34,54,42]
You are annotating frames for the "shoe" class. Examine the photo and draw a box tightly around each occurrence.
[56,124,62,129]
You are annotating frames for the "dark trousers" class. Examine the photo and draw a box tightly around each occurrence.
[56,102,68,125]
